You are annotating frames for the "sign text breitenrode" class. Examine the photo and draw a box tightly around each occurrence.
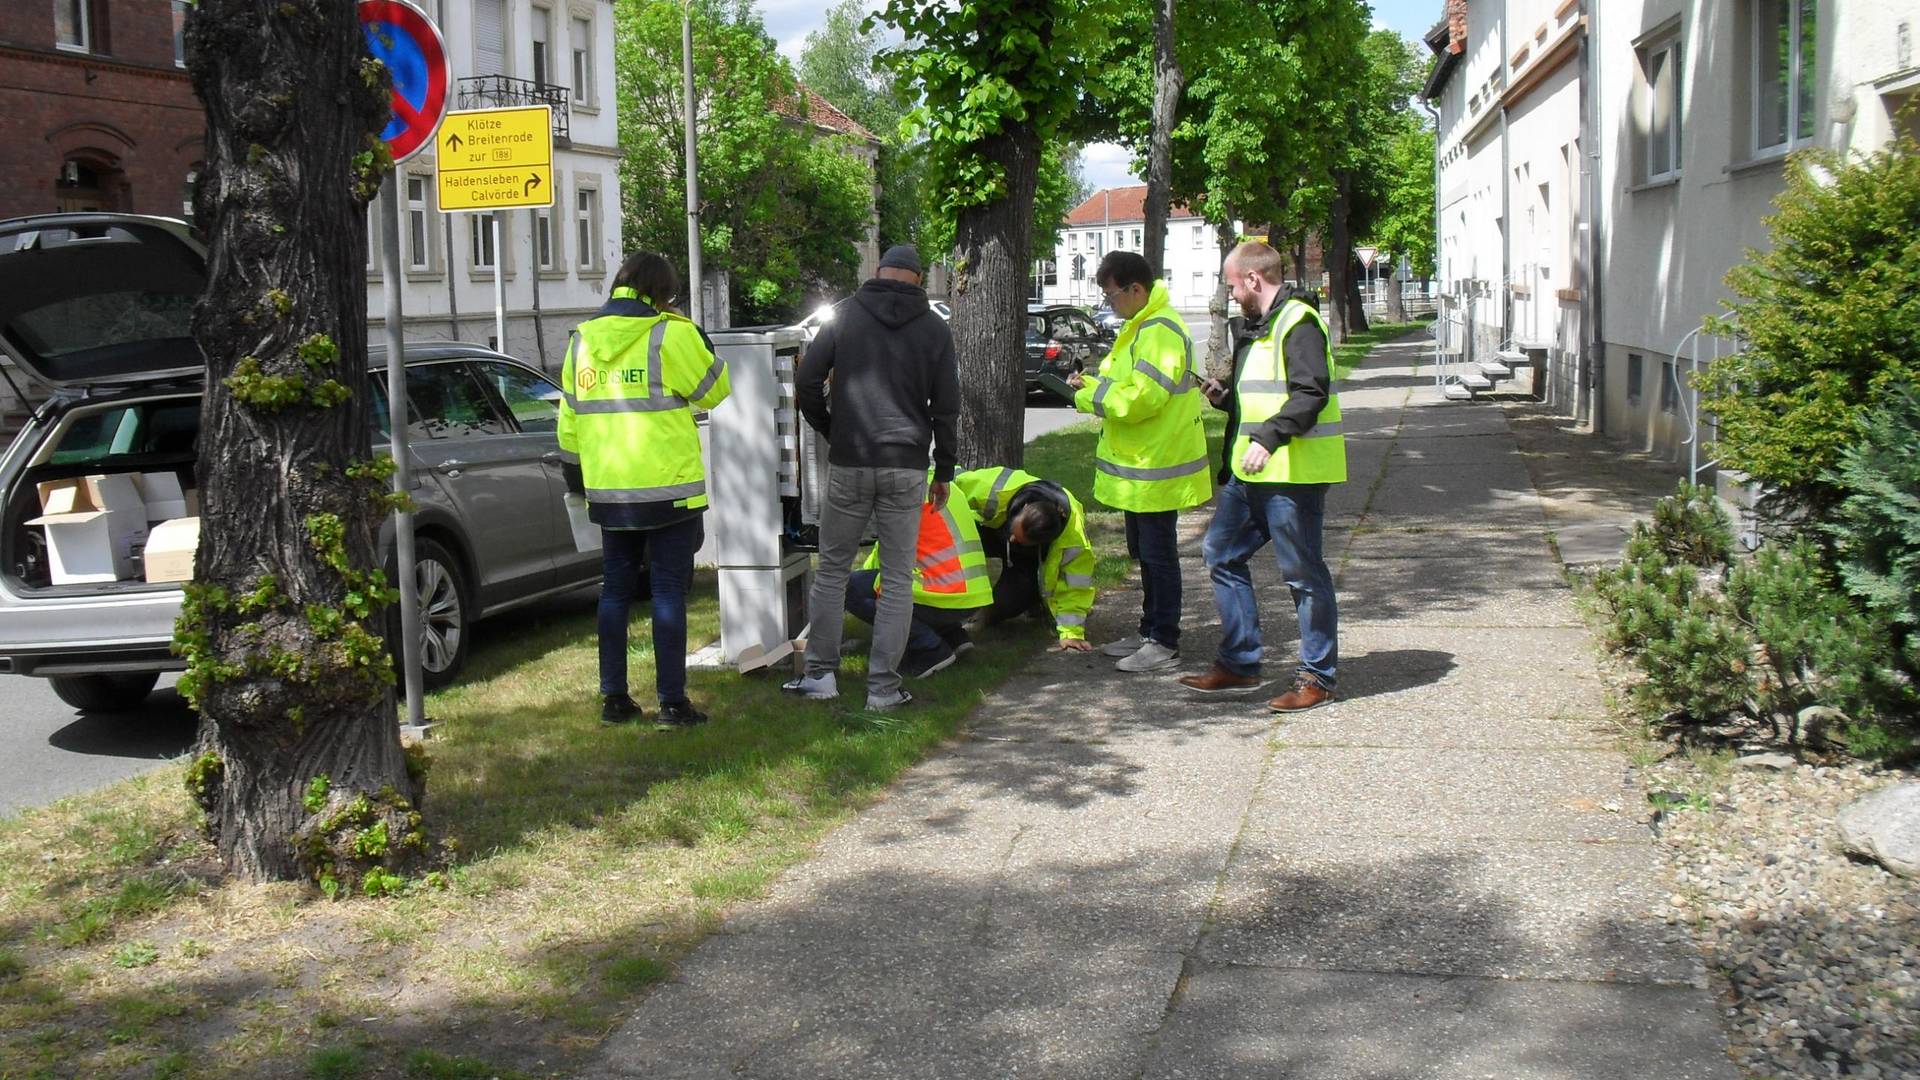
[435,105,554,211]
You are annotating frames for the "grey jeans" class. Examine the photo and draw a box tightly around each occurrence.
[805,465,928,700]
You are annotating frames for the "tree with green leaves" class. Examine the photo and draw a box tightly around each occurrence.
[1700,136,1920,523]
[1365,122,1437,322]
[617,0,872,323]
[799,0,925,252]
[1324,25,1422,341]
[179,0,424,888]
[874,0,1120,468]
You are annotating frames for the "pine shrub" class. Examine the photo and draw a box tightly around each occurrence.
[1826,384,1920,673]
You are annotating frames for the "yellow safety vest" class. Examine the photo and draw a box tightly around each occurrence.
[863,475,993,610]
[557,287,731,509]
[1074,282,1211,512]
[953,466,1097,639]
[1231,298,1347,485]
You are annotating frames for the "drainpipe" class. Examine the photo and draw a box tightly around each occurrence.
[1499,9,1511,359]
[1582,0,1605,435]
[1422,99,1440,312]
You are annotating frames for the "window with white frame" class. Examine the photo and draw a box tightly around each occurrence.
[1642,38,1682,181]
[172,1,190,66]
[531,5,552,88]
[1753,0,1816,155]
[571,15,594,107]
[473,0,507,77]
[1132,228,1143,249]
[1091,232,1103,256]
[406,176,432,271]
[366,202,379,274]
[470,213,497,271]
[1114,228,1125,249]
[1191,223,1204,248]
[535,206,557,270]
[54,0,90,51]
[1069,233,1079,251]
[576,187,599,270]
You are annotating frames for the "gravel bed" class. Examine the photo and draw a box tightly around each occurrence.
[1644,752,1920,1079]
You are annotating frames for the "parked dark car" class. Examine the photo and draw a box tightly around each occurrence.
[1089,305,1125,334]
[1024,304,1115,391]
[0,213,600,710]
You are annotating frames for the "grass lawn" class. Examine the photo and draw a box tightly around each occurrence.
[0,323,1425,1079]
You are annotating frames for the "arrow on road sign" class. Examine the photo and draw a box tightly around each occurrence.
[524,174,541,198]
[446,132,464,153]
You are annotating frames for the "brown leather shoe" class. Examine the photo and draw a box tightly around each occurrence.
[1269,676,1335,712]
[1178,664,1262,694]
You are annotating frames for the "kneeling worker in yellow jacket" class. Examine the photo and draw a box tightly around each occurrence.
[953,466,1096,653]
[845,481,994,690]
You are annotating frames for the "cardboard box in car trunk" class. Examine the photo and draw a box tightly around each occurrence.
[142,516,200,583]
[27,475,150,583]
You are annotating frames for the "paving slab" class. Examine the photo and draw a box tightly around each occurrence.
[1204,833,1697,983]
[1388,434,1532,465]
[593,934,1184,1080]
[1326,625,1613,722]
[1337,553,1583,628]
[1250,746,1645,843]
[1336,523,1555,561]
[1141,964,1740,1080]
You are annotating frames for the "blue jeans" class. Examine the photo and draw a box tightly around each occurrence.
[598,515,704,705]
[1201,479,1337,687]
[844,569,973,656]
[1124,509,1182,648]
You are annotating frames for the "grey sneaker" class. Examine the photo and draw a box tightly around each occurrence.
[1115,640,1181,673]
[781,671,839,700]
[865,689,914,711]
[1100,635,1146,657]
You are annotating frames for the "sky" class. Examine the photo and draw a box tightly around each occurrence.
[759,0,1445,193]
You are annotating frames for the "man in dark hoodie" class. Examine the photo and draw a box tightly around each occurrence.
[786,244,961,711]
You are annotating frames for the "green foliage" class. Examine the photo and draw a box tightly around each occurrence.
[224,356,308,411]
[1699,136,1920,515]
[1826,384,1920,669]
[1594,485,1915,742]
[307,1046,363,1080]
[799,0,925,250]
[616,0,871,323]
[108,941,159,969]
[1367,122,1437,277]
[183,752,223,807]
[303,775,332,813]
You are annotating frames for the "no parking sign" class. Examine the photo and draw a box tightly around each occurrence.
[358,0,450,163]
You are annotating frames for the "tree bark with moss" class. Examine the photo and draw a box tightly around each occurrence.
[180,0,427,891]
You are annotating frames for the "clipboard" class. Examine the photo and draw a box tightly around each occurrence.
[1037,372,1079,402]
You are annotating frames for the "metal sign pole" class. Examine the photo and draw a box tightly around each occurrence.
[492,213,507,351]
[683,8,702,325]
[381,174,427,729]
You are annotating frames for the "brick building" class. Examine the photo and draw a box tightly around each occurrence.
[0,0,204,220]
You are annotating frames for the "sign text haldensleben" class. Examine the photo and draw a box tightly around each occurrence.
[436,105,554,211]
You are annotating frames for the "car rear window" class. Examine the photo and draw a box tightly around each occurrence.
[11,291,195,362]
[45,397,200,465]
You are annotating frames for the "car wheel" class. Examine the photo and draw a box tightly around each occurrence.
[389,537,472,692]
[48,672,161,713]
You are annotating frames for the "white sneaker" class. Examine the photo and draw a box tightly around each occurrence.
[1115,640,1181,673]
[865,689,914,711]
[1100,635,1146,657]
[781,671,838,700]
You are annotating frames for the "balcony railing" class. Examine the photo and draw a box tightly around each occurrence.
[456,75,571,145]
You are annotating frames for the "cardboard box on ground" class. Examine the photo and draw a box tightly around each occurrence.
[25,472,201,584]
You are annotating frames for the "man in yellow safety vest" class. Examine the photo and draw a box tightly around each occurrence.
[1066,251,1210,673]
[952,466,1095,651]
[844,480,994,686]
[1178,240,1345,713]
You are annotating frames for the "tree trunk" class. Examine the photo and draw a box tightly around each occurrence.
[1345,256,1370,334]
[1384,261,1407,323]
[184,0,425,888]
[1141,0,1182,277]
[1292,238,1306,287]
[951,124,1041,471]
[1326,169,1358,342]
[1206,220,1237,380]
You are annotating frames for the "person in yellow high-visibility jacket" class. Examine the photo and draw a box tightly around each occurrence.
[845,479,993,684]
[952,466,1095,652]
[1067,251,1210,673]
[558,251,730,730]
[1177,240,1344,714]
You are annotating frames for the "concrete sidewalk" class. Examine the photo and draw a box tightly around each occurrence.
[583,337,1737,1079]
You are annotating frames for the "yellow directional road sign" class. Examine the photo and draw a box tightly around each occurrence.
[436,105,554,211]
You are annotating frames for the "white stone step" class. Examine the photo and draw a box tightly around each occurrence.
[1442,383,1475,401]
[1496,349,1529,365]
[1477,360,1512,379]
[1460,372,1494,391]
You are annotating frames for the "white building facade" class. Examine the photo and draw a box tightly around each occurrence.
[1425,0,1920,463]
[367,0,622,376]
[1039,187,1234,311]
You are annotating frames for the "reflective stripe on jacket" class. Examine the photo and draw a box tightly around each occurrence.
[557,287,731,514]
[1072,281,1211,512]
[1231,298,1346,484]
[953,466,1096,639]
[863,482,993,610]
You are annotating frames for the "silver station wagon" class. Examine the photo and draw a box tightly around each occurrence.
[0,213,600,711]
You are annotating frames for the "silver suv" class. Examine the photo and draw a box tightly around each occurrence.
[0,213,600,711]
